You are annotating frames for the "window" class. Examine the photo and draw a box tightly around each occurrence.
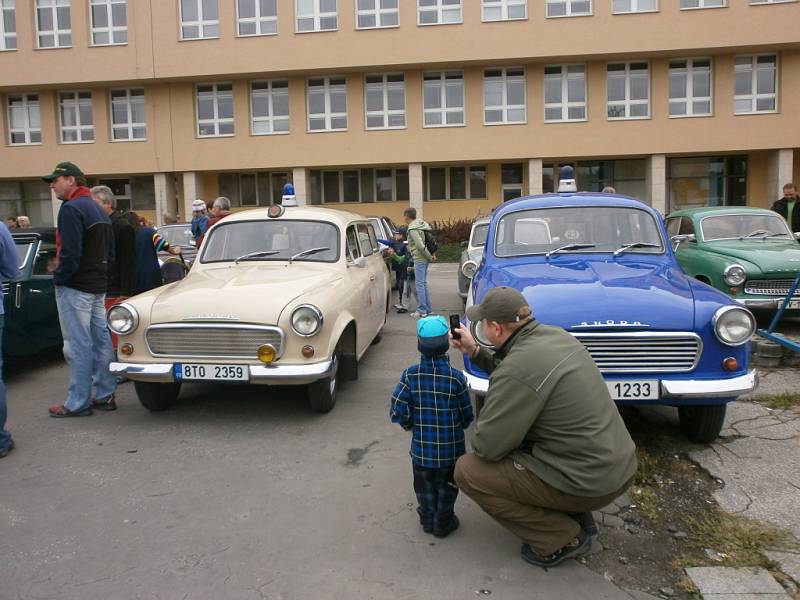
[319,170,360,202]
[59,91,93,143]
[669,58,711,117]
[425,166,486,200]
[546,0,591,17]
[750,0,796,3]
[36,0,71,48]
[735,54,777,114]
[423,71,464,127]
[7,94,41,145]
[607,62,649,119]
[680,0,725,7]
[310,168,408,203]
[669,156,747,210]
[612,0,657,12]
[1,0,16,50]
[501,163,524,201]
[544,64,586,122]
[418,0,462,25]
[307,77,347,131]
[250,80,289,134]
[196,83,234,137]
[365,74,405,129]
[219,172,289,206]
[110,88,145,141]
[482,0,526,20]
[374,168,409,201]
[296,0,337,32]
[90,0,126,45]
[237,0,277,35]
[484,67,526,125]
[180,0,219,39]
[356,0,398,28]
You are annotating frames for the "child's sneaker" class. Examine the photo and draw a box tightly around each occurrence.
[396,307,408,314]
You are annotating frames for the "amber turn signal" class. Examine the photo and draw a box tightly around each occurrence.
[120,343,134,355]
[729,287,739,295]
[258,344,277,364]
[301,345,315,358]
[723,357,738,371]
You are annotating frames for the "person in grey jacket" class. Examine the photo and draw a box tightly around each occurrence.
[403,207,435,318]
[451,286,637,568]
[0,222,20,457]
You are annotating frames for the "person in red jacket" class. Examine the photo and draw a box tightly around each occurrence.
[196,196,231,246]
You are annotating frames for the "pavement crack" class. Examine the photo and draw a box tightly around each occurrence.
[731,488,754,515]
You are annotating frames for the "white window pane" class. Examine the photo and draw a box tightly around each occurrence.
[330,116,347,129]
[692,100,710,115]
[508,5,526,18]
[567,77,584,102]
[387,87,404,110]
[309,117,326,130]
[424,112,442,126]
[111,3,125,26]
[366,114,384,128]
[366,88,383,112]
[445,82,463,108]
[92,5,108,27]
[423,83,441,109]
[485,109,502,123]
[669,72,686,99]
[273,92,289,116]
[567,106,585,120]
[545,106,562,121]
[630,103,648,117]
[692,71,710,97]
[308,90,325,114]
[756,68,775,94]
[734,98,751,113]
[329,89,347,113]
[319,16,337,29]
[669,100,687,116]
[629,74,648,100]
[734,70,752,95]
[273,119,289,132]
[544,77,561,103]
[253,120,270,134]
[507,80,524,105]
[239,0,256,18]
[507,108,525,122]
[445,110,463,125]
[240,21,256,35]
[387,113,404,127]
[607,75,625,102]
[756,97,775,111]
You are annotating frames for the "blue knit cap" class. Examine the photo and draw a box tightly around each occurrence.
[417,315,449,356]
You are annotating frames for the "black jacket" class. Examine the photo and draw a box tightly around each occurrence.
[107,209,136,297]
[770,196,800,233]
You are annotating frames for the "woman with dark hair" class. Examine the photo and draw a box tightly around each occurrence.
[129,212,181,294]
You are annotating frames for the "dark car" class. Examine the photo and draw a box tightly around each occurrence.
[2,228,62,357]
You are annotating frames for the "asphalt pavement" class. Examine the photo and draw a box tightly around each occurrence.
[0,264,643,600]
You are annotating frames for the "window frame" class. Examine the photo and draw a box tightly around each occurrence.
[355,0,399,29]
[422,70,465,128]
[606,61,650,121]
[319,169,361,203]
[679,0,726,9]
[35,0,72,49]
[749,0,797,3]
[544,64,587,123]
[483,67,527,126]
[0,0,17,51]
[364,73,406,130]
[481,0,527,21]
[179,0,219,40]
[668,57,713,118]
[7,94,42,146]
[250,79,290,136]
[611,0,658,13]
[425,165,487,201]
[734,54,778,115]
[195,82,235,138]
[58,90,94,144]
[109,87,146,142]
[306,76,348,133]
[295,0,338,33]
[373,167,409,202]
[545,0,592,18]
[89,0,127,46]
[236,0,278,37]
[417,0,463,26]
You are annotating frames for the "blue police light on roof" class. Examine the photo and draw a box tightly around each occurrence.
[557,165,577,193]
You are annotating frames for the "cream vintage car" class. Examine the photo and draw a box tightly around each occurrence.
[107,201,391,413]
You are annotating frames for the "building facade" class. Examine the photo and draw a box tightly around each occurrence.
[1,0,799,227]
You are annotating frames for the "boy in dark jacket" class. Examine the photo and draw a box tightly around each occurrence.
[386,228,409,311]
[390,315,474,537]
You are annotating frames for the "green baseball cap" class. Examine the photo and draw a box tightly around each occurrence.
[466,286,530,324]
[42,161,84,182]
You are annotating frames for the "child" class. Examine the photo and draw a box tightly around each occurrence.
[390,315,474,537]
[386,228,409,311]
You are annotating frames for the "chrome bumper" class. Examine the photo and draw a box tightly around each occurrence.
[463,369,758,400]
[110,360,335,384]
[741,298,782,309]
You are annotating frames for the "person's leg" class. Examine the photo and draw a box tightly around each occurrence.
[433,465,460,536]
[0,315,12,454]
[395,271,405,308]
[90,293,117,402]
[55,286,95,413]
[414,260,430,315]
[412,463,436,533]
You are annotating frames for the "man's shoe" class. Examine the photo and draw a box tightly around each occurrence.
[49,405,93,418]
[393,303,404,310]
[521,530,591,568]
[409,311,423,318]
[396,307,408,314]
[0,439,14,458]
[433,515,460,538]
[91,393,117,411]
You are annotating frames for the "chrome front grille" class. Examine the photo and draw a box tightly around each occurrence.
[744,279,800,296]
[572,332,701,373]
[146,324,284,359]
[1,282,9,295]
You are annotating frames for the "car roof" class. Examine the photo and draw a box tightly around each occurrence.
[221,206,370,227]
[668,206,778,219]
[11,227,56,244]
[492,192,659,219]
[473,217,490,226]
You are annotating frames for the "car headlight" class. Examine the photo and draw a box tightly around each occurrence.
[291,304,323,337]
[107,303,139,335]
[461,260,478,279]
[724,264,746,286]
[470,319,495,349]
[713,306,755,346]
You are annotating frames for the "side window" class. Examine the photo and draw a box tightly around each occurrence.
[357,223,374,257]
[33,243,58,276]
[366,224,379,253]
[678,218,695,236]
[346,226,361,261]
[666,218,681,238]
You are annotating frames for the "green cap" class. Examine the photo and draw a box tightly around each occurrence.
[42,161,84,183]
[466,286,529,324]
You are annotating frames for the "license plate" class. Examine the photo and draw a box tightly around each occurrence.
[175,363,249,382]
[786,300,800,309]
[607,379,659,400]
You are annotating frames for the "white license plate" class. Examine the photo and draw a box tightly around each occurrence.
[607,379,659,400]
[175,364,249,382]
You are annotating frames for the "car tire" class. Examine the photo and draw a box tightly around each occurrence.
[308,349,340,413]
[678,404,727,443]
[134,381,181,412]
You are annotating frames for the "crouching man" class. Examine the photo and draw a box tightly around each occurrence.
[451,287,637,568]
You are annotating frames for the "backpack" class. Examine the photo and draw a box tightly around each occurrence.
[161,257,188,284]
[423,230,438,256]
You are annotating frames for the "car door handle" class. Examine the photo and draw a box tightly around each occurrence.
[370,275,375,281]
[29,289,42,294]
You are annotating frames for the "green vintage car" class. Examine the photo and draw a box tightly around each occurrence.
[2,228,62,357]
[666,207,800,311]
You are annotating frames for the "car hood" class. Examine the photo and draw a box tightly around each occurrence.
[478,257,695,331]
[149,263,342,324]
[700,241,800,275]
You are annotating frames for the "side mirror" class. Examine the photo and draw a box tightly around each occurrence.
[670,234,695,251]
[460,240,468,248]
[794,232,800,240]
[351,257,368,269]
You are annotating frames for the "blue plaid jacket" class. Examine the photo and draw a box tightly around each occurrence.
[390,355,474,468]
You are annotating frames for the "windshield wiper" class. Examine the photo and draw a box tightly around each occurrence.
[741,229,770,238]
[288,247,330,264]
[613,242,661,256]
[234,250,279,264]
[741,231,790,239]
[545,243,596,258]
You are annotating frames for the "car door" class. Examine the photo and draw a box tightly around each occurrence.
[345,224,372,354]
[357,222,387,336]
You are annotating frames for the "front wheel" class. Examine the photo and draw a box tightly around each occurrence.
[678,404,727,443]
[134,381,182,412]
[308,351,340,413]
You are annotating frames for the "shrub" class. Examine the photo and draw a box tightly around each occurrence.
[431,217,478,245]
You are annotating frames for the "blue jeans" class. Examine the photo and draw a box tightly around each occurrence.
[0,315,11,452]
[414,260,431,315]
[55,286,117,413]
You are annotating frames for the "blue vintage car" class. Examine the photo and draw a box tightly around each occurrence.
[461,190,757,443]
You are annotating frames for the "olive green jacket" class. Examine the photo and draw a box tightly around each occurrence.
[471,320,637,497]
[406,219,433,263]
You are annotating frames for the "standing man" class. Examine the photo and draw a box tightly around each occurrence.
[0,221,19,457]
[195,197,230,247]
[43,162,117,417]
[450,287,637,568]
[771,183,800,233]
[403,207,435,319]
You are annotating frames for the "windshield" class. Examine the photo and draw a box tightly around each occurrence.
[471,224,489,247]
[494,207,663,258]
[202,220,340,263]
[701,214,792,241]
[158,225,195,248]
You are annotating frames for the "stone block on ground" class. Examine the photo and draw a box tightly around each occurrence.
[600,502,621,515]
[602,514,625,529]
[685,567,786,596]
[766,550,800,584]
